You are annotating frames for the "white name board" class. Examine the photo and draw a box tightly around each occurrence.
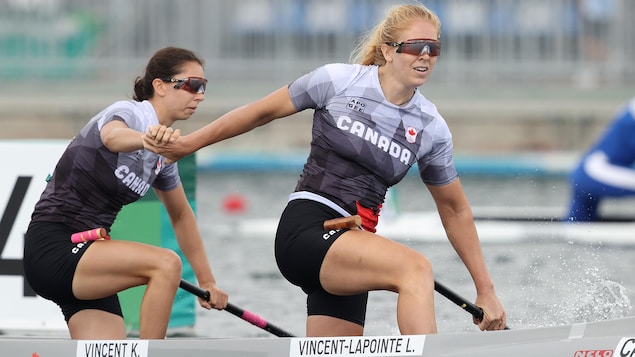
[0,140,70,333]
[76,340,149,357]
[290,335,426,357]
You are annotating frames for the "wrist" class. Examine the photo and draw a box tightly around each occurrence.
[181,135,193,153]
[198,279,216,287]
[475,282,495,295]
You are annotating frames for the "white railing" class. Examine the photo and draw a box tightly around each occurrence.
[0,0,632,86]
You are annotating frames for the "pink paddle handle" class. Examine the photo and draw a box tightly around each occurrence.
[241,310,268,329]
[71,228,110,243]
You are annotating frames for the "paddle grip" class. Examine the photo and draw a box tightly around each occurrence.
[70,228,110,243]
[323,215,362,230]
[240,310,267,329]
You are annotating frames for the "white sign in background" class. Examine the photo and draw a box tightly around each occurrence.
[0,140,69,333]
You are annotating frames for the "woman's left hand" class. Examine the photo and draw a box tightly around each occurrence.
[474,290,507,331]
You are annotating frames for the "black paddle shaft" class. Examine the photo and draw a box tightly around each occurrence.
[434,280,510,329]
[179,279,295,337]
[434,280,484,320]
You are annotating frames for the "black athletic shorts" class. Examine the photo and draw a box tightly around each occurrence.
[275,199,368,326]
[23,221,122,322]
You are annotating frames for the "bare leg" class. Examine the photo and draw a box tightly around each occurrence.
[307,315,362,337]
[137,268,181,339]
[314,230,437,335]
[68,310,127,339]
[72,240,183,339]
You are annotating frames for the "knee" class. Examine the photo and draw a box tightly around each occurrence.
[412,254,433,281]
[156,248,183,281]
[397,254,434,290]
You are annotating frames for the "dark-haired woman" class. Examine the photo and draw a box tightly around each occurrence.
[23,47,227,339]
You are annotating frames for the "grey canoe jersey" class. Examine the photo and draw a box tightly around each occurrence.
[288,63,457,214]
[31,100,180,232]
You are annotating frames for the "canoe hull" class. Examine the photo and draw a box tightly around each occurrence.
[5,316,635,357]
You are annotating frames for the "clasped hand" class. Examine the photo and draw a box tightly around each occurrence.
[142,125,183,163]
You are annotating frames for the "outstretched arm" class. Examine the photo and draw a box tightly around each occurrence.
[427,179,507,331]
[144,86,298,162]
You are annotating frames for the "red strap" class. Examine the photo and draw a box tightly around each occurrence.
[355,201,381,233]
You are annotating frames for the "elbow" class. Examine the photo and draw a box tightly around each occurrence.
[101,133,119,152]
[438,204,474,227]
[101,133,116,147]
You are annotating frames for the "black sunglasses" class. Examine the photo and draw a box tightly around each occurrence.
[385,39,442,57]
[162,77,208,94]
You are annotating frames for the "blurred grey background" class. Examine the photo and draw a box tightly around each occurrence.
[1,0,633,155]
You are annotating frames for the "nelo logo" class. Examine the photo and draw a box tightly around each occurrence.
[574,350,612,357]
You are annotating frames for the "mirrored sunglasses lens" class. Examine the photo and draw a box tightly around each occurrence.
[401,42,440,56]
[180,78,207,94]
[187,79,205,94]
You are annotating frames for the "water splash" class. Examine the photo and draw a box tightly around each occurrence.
[513,243,632,328]
[562,268,631,323]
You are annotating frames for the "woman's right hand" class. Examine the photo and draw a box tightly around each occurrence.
[198,282,228,311]
[142,125,187,163]
[147,124,181,144]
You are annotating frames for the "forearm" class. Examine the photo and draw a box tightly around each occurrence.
[172,212,216,285]
[186,105,261,151]
[102,127,144,153]
[185,86,296,153]
[440,209,495,292]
